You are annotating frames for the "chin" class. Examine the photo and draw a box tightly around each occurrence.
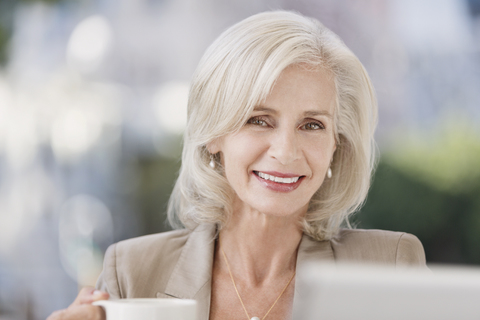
[253,202,307,219]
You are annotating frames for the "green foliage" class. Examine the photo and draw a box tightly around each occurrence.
[0,26,8,65]
[384,116,480,194]
[358,119,480,265]
[0,0,14,66]
[357,161,479,264]
[135,156,180,235]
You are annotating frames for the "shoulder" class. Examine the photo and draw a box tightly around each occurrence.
[332,228,418,248]
[98,228,192,298]
[111,228,191,258]
[105,228,193,273]
[331,229,427,267]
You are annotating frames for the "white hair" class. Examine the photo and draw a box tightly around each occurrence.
[167,10,377,241]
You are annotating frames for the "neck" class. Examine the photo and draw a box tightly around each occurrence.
[218,204,303,286]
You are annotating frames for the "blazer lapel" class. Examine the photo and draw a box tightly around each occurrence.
[294,234,335,309]
[164,223,217,320]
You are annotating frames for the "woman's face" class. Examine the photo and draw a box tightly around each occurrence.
[211,64,337,219]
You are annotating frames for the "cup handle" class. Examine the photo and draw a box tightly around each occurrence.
[92,300,110,319]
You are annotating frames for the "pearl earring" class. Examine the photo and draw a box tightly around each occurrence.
[327,167,332,179]
[209,154,215,169]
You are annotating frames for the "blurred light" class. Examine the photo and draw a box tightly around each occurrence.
[5,113,38,169]
[390,0,472,54]
[0,169,54,255]
[153,81,189,135]
[371,37,410,80]
[50,108,102,162]
[0,77,38,169]
[59,194,113,287]
[0,77,13,155]
[66,15,113,74]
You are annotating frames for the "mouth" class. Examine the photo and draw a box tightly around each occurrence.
[253,171,305,184]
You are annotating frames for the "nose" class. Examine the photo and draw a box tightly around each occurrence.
[267,127,300,165]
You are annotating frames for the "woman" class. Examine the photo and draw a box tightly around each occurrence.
[48,10,426,320]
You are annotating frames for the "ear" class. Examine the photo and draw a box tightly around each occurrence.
[206,138,222,154]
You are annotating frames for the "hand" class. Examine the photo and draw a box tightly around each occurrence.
[47,287,109,320]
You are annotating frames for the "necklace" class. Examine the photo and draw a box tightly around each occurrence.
[220,245,296,320]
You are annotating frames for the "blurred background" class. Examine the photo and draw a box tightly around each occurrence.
[0,0,479,318]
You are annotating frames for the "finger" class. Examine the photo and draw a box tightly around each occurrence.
[58,305,106,320]
[70,304,106,320]
[72,287,109,306]
[90,290,110,303]
[46,309,65,320]
[72,287,95,306]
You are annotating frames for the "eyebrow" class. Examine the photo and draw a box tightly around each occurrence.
[253,106,333,119]
[304,110,333,119]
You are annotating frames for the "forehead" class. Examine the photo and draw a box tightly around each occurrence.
[260,64,336,114]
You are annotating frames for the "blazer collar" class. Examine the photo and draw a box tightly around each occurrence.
[164,223,216,318]
[163,225,335,319]
[294,233,335,306]
[296,232,335,266]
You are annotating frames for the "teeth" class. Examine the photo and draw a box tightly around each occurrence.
[256,171,300,184]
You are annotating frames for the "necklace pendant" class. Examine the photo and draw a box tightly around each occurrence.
[251,318,260,320]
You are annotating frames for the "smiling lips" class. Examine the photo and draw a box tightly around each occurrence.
[255,171,300,183]
[253,170,304,192]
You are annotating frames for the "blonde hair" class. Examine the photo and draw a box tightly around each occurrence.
[167,11,377,241]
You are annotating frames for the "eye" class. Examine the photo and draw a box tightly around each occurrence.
[247,116,269,127]
[301,121,325,130]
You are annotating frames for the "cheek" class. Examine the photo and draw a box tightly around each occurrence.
[224,133,265,159]
[221,134,266,177]
[306,138,335,172]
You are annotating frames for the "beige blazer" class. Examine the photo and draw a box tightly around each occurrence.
[96,223,427,320]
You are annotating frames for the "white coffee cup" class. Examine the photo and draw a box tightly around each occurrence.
[93,298,197,320]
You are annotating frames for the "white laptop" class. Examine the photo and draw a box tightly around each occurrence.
[293,263,480,320]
